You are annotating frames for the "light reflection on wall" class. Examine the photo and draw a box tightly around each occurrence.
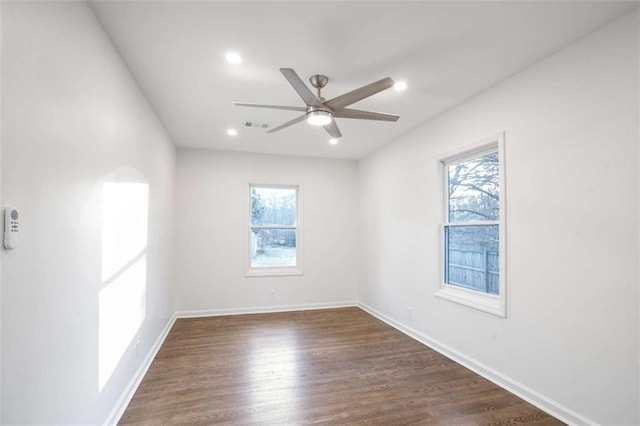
[99,180,149,391]
[247,328,300,417]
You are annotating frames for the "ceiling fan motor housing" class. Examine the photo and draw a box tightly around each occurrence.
[306,105,332,114]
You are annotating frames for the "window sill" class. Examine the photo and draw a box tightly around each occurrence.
[435,285,505,317]
[245,267,303,277]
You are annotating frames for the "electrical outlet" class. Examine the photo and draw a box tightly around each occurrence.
[270,290,276,301]
[406,306,412,320]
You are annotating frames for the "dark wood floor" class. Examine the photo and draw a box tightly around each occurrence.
[120,307,562,425]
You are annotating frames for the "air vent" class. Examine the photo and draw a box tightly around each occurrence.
[244,121,270,129]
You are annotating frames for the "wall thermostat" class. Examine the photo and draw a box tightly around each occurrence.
[4,207,19,250]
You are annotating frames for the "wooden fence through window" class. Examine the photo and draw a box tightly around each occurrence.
[447,249,499,294]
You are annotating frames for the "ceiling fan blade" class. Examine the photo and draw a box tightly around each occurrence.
[267,114,307,133]
[325,77,394,110]
[323,119,342,139]
[233,102,306,112]
[280,68,320,106]
[334,108,399,122]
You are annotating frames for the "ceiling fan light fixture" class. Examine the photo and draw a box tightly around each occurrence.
[307,110,332,126]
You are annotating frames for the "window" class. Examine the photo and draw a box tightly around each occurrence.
[246,184,302,276]
[435,134,506,317]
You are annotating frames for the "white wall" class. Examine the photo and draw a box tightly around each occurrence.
[0,2,3,420]
[357,10,639,425]
[175,149,357,312]
[1,2,175,424]
[0,2,637,425]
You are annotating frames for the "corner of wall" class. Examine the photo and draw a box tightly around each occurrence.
[637,7,640,424]
[0,0,4,421]
[87,1,178,152]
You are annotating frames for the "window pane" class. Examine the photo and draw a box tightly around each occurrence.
[251,228,296,268]
[251,187,297,226]
[448,152,499,222]
[445,225,499,295]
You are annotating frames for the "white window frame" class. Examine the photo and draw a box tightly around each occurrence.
[435,133,506,317]
[245,183,303,277]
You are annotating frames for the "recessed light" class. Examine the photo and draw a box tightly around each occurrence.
[225,51,242,64]
[226,128,238,136]
[329,138,338,145]
[394,81,407,91]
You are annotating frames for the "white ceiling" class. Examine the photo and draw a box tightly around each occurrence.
[92,1,637,160]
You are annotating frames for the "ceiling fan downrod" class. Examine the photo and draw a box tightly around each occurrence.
[309,74,329,99]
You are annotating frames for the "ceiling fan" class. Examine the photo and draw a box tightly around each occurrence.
[233,68,400,139]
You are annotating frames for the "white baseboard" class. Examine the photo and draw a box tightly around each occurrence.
[102,313,178,426]
[357,302,595,426]
[175,300,358,318]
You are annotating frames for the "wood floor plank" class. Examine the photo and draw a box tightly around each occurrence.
[119,307,563,425]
